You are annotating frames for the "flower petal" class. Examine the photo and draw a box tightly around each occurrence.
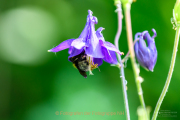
[136,48,150,67]
[87,10,98,24]
[135,32,141,40]
[134,41,139,55]
[96,27,105,41]
[109,50,118,64]
[85,14,104,58]
[48,39,74,52]
[71,38,86,49]
[93,58,103,66]
[78,10,98,40]
[86,43,104,58]
[101,41,122,55]
[137,36,149,55]
[101,47,118,64]
[68,46,73,54]
[79,18,90,39]
[68,47,84,58]
[78,24,89,40]
[143,31,156,50]
[152,28,157,39]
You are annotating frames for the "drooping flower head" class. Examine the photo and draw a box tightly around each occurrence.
[134,29,157,71]
[48,10,123,77]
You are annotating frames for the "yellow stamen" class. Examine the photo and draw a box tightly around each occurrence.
[87,56,100,75]
[90,62,98,71]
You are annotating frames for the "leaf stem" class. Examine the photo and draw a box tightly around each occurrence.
[114,1,130,120]
[123,3,148,119]
[151,26,180,120]
[122,38,139,63]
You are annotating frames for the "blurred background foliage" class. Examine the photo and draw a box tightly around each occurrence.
[0,0,179,120]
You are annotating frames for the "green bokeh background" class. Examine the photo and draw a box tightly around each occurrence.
[0,0,179,120]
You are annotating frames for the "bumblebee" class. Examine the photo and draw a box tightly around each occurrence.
[69,51,98,78]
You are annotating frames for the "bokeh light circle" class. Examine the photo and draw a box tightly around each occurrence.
[0,7,60,65]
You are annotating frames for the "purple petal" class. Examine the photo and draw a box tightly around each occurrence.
[101,47,118,64]
[148,47,157,71]
[101,47,111,62]
[96,27,105,41]
[85,16,104,58]
[78,10,97,42]
[136,48,150,66]
[78,24,89,39]
[88,10,93,18]
[48,39,74,52]
[152,28,157,39]
[148,58,156,71]
[137,36,149,55]
[101,41,122,55]
[134,41,139,57]
[135,33,141,40]
[143,31,156,50]
[79,18,90,39]
[71,38,86,49]
[142,31,148,36]
[93,58,103,66]
[93,17,98,24]
[86,43,104,58]
[87,10,98,24]
[68,46,73,54]
[109,50,118,64]
[68,47,84,58]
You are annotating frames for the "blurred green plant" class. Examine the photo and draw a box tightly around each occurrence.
[0,0,179,120]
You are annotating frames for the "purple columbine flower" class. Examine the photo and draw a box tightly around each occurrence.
[134,29,157,71]
[48,10,123,78]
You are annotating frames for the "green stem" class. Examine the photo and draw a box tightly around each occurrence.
[151,26,180,120]
[114,1,130,120]
[122,38,139,63]
[123,3,148,119]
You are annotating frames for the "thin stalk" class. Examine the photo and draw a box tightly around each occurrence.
[123,3,148,119]
[122,38,139,63]
[114,1,130,120]
[151,26,180,120]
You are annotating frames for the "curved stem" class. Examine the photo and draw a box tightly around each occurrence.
[123,3,148,119]
[151,26,180,120]
[122,38,139,63]
[114,1,130,120]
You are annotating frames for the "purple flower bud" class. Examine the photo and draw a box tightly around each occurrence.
[134,29,157,71]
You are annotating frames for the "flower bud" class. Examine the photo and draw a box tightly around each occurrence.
[134,29,157,71]
[174,0,180,24]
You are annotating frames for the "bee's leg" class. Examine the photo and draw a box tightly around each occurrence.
[72,64,77,69]
[74,58,78,61]
[97,67,101,72]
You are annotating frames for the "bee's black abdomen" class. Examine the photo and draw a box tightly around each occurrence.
[69,51,88,78]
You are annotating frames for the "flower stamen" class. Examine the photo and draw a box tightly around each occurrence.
[86,56,99,75]
[91,62,98,71]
